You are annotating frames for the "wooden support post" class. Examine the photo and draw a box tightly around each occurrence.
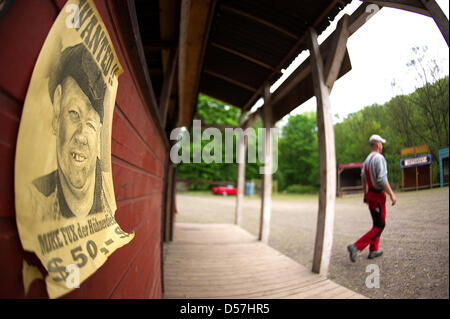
[170,166,178,241]
[307,27,337,276]
[259,84,273,244]
[235,112,247,226]
[164,163,176,242]
[420,0,449,46]
[235,108,262,227]
[324,14,349,92]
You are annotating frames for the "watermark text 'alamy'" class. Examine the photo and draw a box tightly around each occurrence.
[169,120,278,174]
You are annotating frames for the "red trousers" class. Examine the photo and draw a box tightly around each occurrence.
[355,191,386,252]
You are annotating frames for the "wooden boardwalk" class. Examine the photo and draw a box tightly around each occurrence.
[163,223,367,299]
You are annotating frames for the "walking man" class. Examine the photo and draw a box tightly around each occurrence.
[347,134,397,262]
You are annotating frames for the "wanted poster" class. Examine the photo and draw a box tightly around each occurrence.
[14,0,134,298]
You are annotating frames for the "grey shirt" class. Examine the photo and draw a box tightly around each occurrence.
[361,152,389,191]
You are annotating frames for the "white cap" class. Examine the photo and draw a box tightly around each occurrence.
[369,134,386,144]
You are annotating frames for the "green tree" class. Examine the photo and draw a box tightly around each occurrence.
[177,94,263,189]
[178,50,449,192]
[334,75,449,187]
[405,46,449,154]
[195,94,240,126]
[276,112,318,191]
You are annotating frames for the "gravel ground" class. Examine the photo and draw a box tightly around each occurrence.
[175,187,449,299]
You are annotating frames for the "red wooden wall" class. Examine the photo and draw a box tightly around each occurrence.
[0,0,167,298]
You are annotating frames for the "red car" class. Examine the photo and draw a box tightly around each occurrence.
[211,185,237,196]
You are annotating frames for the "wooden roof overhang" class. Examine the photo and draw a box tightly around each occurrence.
[131,0,448,132]
[199,0,353,117]
[135,0,356,130]
[135,0,182,135]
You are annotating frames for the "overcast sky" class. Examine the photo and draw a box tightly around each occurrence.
[263,0,449,127]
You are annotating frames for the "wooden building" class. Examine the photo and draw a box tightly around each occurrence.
[400,145,433,190]
[337,162,364,197]
[439,147,449,187]
[0,0,447,298]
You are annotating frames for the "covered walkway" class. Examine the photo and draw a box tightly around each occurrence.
[163,223,367,299]
[152,0,447,300]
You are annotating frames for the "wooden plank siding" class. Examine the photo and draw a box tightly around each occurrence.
[0,0,167,298]
[163,224,367,299]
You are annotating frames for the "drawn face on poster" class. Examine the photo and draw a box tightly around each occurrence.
[32,43,106,221]
[15,0,134,298]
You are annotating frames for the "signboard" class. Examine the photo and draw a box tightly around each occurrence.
[400,154,432,169]
[400,144,430,157]
[14,0,134,298]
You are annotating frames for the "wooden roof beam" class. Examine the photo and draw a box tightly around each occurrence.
[361,0,430,16]
[108,0,169,149]
[159,0,181,72]
[143,41,177,51]
[202,123,239,130]
[419,0,448,46]
[221,4,299,40]
[241,0,343,112]
[270,2,379,114]
[362,0,448,45]
[178,0,217,128]
[211,42,276,71]
[149,69,163,76]
[160,48,178,127]
[204,69,257,92]
[313,0,345,28]
[324,14,349,91]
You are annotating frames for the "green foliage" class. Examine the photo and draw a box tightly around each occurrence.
[275,112,319,191]
[196,94,240,126]
[334,103,386,165]
[334,75,449,187]
[177,48,448,191]
[285,184,318,194]
[176,94,253,189]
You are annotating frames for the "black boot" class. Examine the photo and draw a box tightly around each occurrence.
[368,249,383,259]
[347,244,359,262]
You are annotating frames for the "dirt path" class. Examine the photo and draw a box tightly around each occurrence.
[175,187,449,299]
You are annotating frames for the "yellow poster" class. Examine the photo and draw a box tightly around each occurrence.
[14,0,134,298]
